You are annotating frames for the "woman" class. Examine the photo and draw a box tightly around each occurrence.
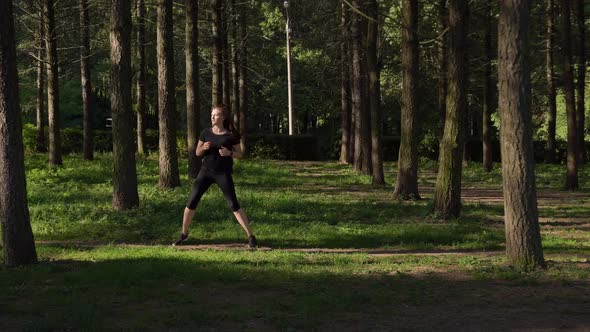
[173,105,257,248]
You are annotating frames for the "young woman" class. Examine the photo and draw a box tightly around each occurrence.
[173,105,257,248]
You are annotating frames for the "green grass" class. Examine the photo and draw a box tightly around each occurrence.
[1,154,589,330]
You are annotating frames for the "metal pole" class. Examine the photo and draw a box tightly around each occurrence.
[286,9,293,135]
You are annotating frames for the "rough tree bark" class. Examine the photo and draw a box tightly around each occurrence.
[433,0,468,219]
[497,0,545,270]
[339,1,352,164]
[211,0,223,107]
[545,0,557,164]
[44,0,62,166]
[186,0,201,179]
[80,0,93,161]
[559,0,579,190]
[367,0,384,185]
[136,0,147,155]
[36,8,47,153]
[0,0,38,267]
[111,0,140,210]
[394,0,420,198]
[482,0,494,172]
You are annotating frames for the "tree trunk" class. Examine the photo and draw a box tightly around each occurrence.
[44,0,62,166]
[211,0,223,107]
[482,0,494,172]
[367,0,384,185]
[221,2,231,109]
[360,12,372,176]
[498,0,545,271]
[560,0,578,190]
[576,0,585,164]
[36,9,47,153]
[111,0,140,210]
[339,1,351,164]
[80,0,93,161]
[351,0,363,172]
[0,0,38,267]
[157,0,180,188]
[230,0,239,131]
[545,0,557,164]
[394,0,420,198]
[186,0,201,179]
[433,0,468,219]
[237,1,248,155]
[437,0,447,140]
[136,0,147,155]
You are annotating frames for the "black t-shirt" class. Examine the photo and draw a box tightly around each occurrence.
[200,128,239,173]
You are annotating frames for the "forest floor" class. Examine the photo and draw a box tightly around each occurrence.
[1,156,589,331]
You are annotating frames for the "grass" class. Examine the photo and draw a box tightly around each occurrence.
[1,154,589,330]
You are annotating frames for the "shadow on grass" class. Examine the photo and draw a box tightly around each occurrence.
[1,254,589,331]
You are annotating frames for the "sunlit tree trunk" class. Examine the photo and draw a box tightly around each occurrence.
[575,0,585,164]
[230,0,239,130]
[44,0,62,166]
[367,0,384,185]
[433,0,468,219]
[498,0,545,271]
[80,0,93,161]
[157,0,180,188]
[482,0,494,172]
[211,0,223,107]
[111,0,140,210]
[0,0,38,267]
[186,0,201,178]
[136,0,147,155]
[36,9,47,153]
[394,0,420,198]
[559,0,578,190]
[545,0,557,164]
[238,1,248,155]
[340,1,351,164]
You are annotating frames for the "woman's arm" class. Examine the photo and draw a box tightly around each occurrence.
[196,140,210,157]
[231,144,243,159]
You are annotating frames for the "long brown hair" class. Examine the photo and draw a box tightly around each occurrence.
[213,104,241,139]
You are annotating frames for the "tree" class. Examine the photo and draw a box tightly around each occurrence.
[437,0,447,139]
[230,0,239,130]
[545,0,557,164]
[221,1,231,109]
[111,0,139,210]
[351,0,364,172]
[36,7,47,153]
[433,0,468,219]
[482,0,494,172]
[1,0,38,267]
[393,0,420,198]
[560,0,578,190]
[367,0,384,185]
[497,0,545,270]
[211,0,223,107]
[80,0,93,161]
[575,0,585,164]
[237,0,248,155]
[44,0,62,166]
[157,0,180,188]
[186,0,201,178]
[136,0,147,155]
[339,0,351,164]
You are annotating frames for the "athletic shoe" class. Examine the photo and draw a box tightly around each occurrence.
[173,233,188,246]
[248,235,257,249]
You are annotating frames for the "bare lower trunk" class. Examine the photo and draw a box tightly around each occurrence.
[367,0,383,185]
[560,0,578,190]
[498,0,545,270]
[230,0,239,131]
[394,0,420,198]
[545,0,557,164]
[80,0,93,161]
[45,0,62,166]
[136,0,146,155]
[340,1,351,164]
[433,0,468,219]
[576,0,585,164]
[0,0,38,266]
[186,0,201,178]
[238,2,248,155]
[211,0,223,107]
[36,10,47,153]
[351,0,363,172]
[111,0,139,210]
[482,0,494,172]
[157,0,180,188]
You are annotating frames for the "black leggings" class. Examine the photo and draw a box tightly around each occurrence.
[186,169,241,212]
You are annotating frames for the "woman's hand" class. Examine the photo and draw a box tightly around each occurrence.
[219,146,232,157]
[196,140,211,157]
